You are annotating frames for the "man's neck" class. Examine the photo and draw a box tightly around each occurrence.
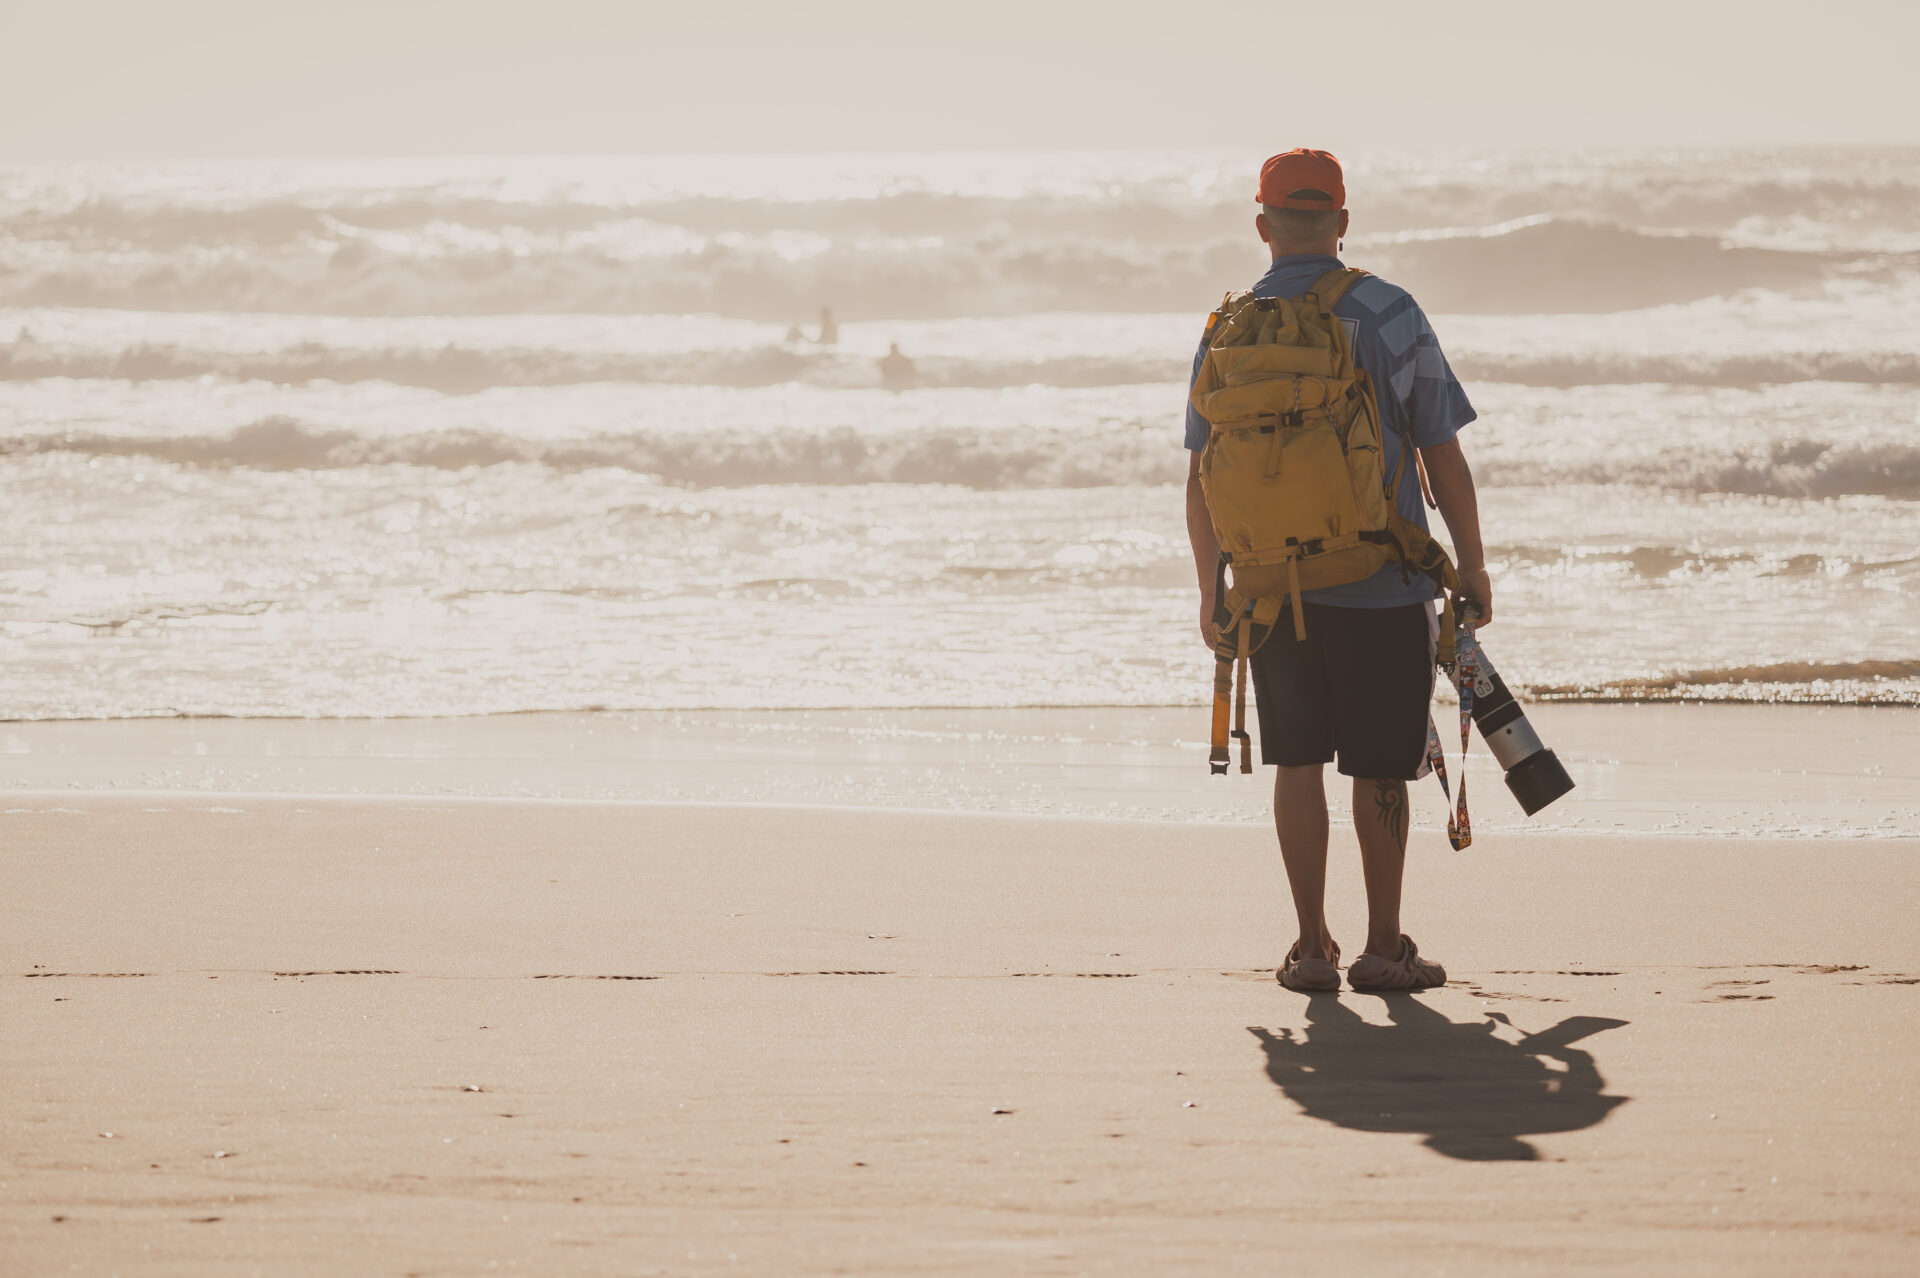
[1268,244,1339,261]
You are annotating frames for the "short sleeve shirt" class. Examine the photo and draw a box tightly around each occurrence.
[1185,253,1476,608]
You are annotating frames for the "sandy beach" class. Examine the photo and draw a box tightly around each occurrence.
[6,768,1917,1275]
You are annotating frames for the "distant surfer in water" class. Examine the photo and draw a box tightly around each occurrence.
[877,342,916,389]
[1184,149,1493,993]
[782,307,839,345]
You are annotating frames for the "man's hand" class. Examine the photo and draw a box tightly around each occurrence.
[1199,593,1218,649]
[1457,566,1493,627]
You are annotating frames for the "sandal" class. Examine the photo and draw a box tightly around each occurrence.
[1346,934,1446,991]
[1277,938,1342,992]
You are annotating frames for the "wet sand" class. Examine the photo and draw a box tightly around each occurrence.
[4,796,1917,1275]
[4,702,1914,837]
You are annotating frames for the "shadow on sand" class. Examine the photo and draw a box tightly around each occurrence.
[1249,995,1629,1161]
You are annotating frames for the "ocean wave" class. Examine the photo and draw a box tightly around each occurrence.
[8,333,1919,393]
[1533,660,1920,704]
[0,418,1184,488]
[0,337,1185,392]
[9,154,1920,247]
[1363,216,1845,312]
[2,193,627,247]
[0,339,812,393]
[1450,349,1920,388]
[0,234,1235,318]
[0,214,1887,318]
[11,418,1920,498]
[1482,440,1920,500]
[638,175,1920,249]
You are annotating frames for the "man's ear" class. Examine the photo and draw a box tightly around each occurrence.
[1336,209,1351,240]
[1255,212,1272,245]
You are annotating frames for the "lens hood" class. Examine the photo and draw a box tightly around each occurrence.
[1503,747,1575,816]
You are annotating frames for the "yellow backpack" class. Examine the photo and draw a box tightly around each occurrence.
[1190,267,1460,774]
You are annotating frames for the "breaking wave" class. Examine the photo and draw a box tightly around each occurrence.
[9,335,1918,393]
[10,152,1920,244]
[0,418,1183,488]
[0,339,1186,392]
[1534,659,1920,704]
[1364,216,1860,311]
[1451,349,1920,389]
[0,214,1889,318]
[1482,440,1920,500]
[11,418,1919,498]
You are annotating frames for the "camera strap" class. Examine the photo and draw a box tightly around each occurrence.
[1424,632,1477,851]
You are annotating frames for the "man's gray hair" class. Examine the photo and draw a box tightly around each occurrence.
[1261,203,1341,244]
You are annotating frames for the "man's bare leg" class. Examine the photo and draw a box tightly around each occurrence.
[1352,776,1409,957]
[1275,764,1334,961]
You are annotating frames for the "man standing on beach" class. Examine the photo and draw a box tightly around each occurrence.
[1184,149,1493,993]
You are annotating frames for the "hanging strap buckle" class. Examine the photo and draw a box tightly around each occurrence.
[1231,617,1253,774]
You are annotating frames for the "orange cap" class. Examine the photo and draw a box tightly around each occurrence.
[1256,149,1345,210]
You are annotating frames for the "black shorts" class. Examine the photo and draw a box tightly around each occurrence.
[1249,600,1435,780]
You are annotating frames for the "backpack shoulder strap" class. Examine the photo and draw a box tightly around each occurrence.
[1200,290,1237,343]
[1303,267,1369,309]
[1193,291,1254,403]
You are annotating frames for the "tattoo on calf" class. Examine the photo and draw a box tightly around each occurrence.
[1373,779,1408,847]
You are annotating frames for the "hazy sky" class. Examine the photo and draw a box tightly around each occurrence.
[2,0,1916,160]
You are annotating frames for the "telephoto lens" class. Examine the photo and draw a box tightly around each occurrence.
[1452,627,1576,816]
